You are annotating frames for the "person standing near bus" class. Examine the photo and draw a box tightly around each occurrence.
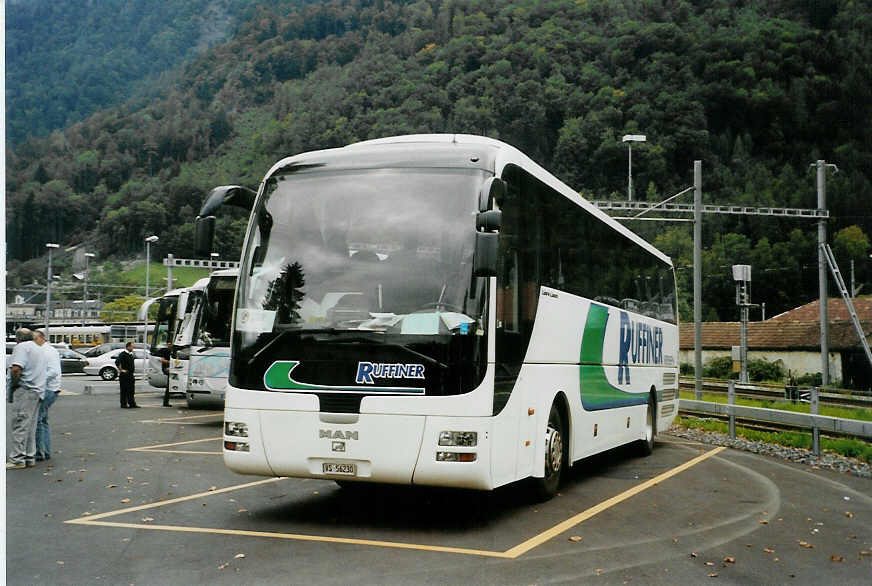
[33,329,62,461]
[6,328,47,469]
[160,341,173,407]
[115,341,139,408]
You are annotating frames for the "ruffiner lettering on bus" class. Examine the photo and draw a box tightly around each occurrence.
[355,362,426,384]
[618,312,665,384]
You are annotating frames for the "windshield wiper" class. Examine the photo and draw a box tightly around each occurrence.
[248,327,301,365]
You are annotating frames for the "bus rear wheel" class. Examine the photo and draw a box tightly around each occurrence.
[637,393,657,456]
[533,403,566,501]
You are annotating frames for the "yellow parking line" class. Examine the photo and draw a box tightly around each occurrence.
[140,412,223,424]
[135,449,221,455]
[502,446,726,558]
[67,477,284,522]
[69,520,512,558]
[66,446,726,558]
[127,437,222,451]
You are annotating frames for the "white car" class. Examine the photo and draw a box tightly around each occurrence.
[84,349,148,381]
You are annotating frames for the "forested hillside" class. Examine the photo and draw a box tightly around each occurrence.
[6,0,872,320]
[5,0,314,145]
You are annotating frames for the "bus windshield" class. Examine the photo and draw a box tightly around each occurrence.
[193,275,236,347]
[150,296,179,352]
[232,167,489,395]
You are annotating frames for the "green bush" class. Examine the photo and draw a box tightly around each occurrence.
[702,356,732,379]
[747,358,786,382]
[679,363,695,376]
[795,372,823,387]
[701,356,786,382]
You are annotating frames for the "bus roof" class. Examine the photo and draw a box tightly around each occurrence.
[262,134,672,267]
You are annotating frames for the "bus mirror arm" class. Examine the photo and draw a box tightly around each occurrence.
[479,177,506,211]
[198,185,257,217]
[476,210,502,231]
[194,185,257,256]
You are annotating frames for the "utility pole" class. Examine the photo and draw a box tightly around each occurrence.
[83,252,95,327]
[850,259,855,298]
[733,265,756,384]
[45,243,59,335]
[814,160,837,386]
[166,254,174,291]
[693,161,703,400]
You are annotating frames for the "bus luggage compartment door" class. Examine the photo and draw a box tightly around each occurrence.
[259,411,426,484]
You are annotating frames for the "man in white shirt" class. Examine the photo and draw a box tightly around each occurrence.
[7,328,47,469]
[33,329,62,462]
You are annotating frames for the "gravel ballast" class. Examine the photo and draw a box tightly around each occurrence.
[666,426,871,479]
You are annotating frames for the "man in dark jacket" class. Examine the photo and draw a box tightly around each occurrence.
[115,341,138,408]
[160,342,173,407]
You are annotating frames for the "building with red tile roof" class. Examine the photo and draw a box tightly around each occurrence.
[678,297,872,389]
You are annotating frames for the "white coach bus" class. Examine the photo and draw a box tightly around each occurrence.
[144,288,183,389]
[183,269,238,408]
[200,134,678,498]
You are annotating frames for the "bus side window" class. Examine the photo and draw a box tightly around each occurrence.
[497,250,520,333]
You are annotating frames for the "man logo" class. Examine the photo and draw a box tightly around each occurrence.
[320,429,358,440]
[332,441,346,452]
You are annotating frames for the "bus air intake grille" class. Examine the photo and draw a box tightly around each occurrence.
[317,393,363,414]
[662,372,677,387]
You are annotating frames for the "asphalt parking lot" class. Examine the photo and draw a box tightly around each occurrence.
[6,374,871,585]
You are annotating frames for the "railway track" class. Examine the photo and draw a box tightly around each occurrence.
[678,377,872,410]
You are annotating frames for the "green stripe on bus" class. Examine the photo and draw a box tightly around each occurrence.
[579,304,647,411]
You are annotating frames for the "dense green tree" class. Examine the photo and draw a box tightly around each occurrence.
[6,0,872,318]
[99,295,148,323]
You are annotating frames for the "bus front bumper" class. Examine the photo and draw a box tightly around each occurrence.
[223,406,494,490]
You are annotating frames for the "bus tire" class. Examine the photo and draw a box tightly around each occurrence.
[533,402,566,501]
[638,392,657,456]
[100,367,118,381]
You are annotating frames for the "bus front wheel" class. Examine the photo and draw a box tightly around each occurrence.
[533,403,566,501]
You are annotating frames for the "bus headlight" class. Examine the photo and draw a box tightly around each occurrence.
[438,431,477,447]
[225,421,249,437]
[436,451,477,462]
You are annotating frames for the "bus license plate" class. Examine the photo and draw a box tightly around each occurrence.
[322,462,356,476]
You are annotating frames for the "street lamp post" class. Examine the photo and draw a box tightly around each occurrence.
[83,252,96,326]
[45,243,60,335]
[622,134,647,201]
[144,235,159,298]
[144,235,159,348]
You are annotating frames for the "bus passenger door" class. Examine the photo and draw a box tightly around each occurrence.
[514,373,537,479]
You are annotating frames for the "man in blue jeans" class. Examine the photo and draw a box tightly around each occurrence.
[33,329,61,462]
[7,328,47,469]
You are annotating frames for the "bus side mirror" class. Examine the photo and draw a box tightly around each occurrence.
[479,177,506,211]
[473,232,498,277]
[194,215,216,257]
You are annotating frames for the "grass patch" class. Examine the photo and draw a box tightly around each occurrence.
[679,390,872,422]
[674,416,872,463]
[121,263,211,291]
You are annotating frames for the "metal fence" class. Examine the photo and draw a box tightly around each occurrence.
[679,381,872,455]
